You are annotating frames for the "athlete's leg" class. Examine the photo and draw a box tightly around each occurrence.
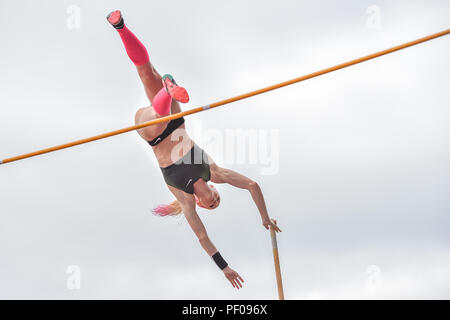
[107,10,186,116]
[137,67,186,116]
[107,11,161,99]
[136,63,165,102]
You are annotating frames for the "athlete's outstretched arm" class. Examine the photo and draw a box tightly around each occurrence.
[176,193,244,289]
[210,164,281,232]
[181,196,217,255]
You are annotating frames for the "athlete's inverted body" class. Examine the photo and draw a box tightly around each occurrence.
[107,10,281,289]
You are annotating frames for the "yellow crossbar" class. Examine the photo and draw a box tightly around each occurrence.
[1,29,448,165]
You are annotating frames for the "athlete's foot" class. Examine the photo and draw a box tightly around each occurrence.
[162,74,190,103]
[107,10,125,29]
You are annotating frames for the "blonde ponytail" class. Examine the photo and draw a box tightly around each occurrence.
[152,200,183,217]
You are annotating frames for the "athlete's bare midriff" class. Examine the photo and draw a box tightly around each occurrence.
[135,106,194,168]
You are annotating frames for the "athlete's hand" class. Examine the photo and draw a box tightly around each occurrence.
[223,266,244,289]
[263,218,282,232]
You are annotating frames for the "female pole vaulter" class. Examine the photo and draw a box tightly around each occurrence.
[107,10,281,289]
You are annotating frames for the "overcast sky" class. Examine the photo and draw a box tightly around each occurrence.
[0,0,449,299]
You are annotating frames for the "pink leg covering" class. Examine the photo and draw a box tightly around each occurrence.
[152,88,172,116]
[115,24,170,115]
[116,25,150,66]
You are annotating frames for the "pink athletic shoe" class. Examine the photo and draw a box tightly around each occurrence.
[162,74,190,103]
[107,10,124,29]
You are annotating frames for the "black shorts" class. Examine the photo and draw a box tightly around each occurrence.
[160,143,211,194]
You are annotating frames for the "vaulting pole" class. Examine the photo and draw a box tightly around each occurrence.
[270,219,284,300]
[1,29,448,165]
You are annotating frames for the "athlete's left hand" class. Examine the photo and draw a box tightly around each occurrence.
[263,218,282,232]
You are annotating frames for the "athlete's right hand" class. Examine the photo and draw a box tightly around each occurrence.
[223,266,244,289]
[263,218,282,232]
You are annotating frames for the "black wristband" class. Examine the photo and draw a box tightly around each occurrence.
[212,252,228,270]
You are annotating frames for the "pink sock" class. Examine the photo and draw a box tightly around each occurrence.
[117,25,150,66]
[152,88,172,116]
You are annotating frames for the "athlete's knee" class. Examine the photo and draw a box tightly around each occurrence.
[137,63,160,81]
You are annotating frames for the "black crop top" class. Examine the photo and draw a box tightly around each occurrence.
[147,117,185,146]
